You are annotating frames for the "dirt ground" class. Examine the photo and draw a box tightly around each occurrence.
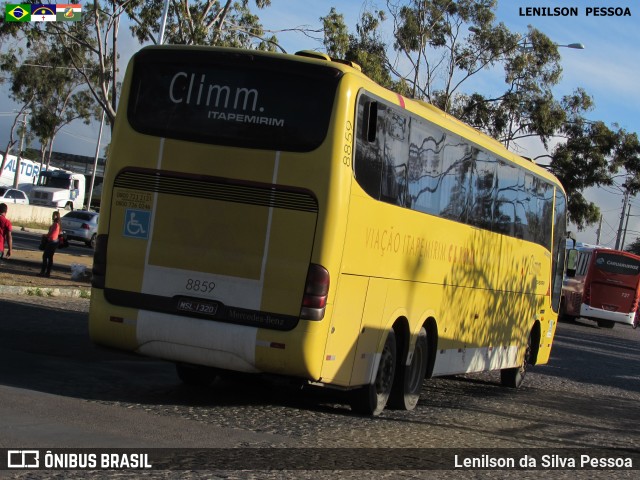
[0,249,92,288]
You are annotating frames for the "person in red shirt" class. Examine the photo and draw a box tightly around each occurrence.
[40,210,61,277]
[0,203,12,260]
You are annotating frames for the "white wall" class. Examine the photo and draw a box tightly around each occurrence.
[1,203,59,227]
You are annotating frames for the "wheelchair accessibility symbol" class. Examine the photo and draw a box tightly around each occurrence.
[123,209,151,239]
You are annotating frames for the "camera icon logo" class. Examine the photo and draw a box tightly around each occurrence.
[7,450,40,468]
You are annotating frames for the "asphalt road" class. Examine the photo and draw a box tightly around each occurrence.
[0,294,638,479]
[11,230,92,257]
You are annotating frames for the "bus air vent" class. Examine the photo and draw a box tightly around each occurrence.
[295,50,331,61]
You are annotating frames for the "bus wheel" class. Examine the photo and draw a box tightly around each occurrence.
[500,333,532,389]
[351,330,396,416]
[559,314,576,323]
[388,327,428,410]
[597,319,615,329]
[64,202,73,211]
[175,362,218,387]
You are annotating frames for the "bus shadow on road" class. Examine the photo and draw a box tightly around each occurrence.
[0,298,531,420]
[0,298,364,415]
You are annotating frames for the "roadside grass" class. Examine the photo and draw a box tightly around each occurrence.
[26,288,55,297]
[18,221,50,231]
[25,287,91,298]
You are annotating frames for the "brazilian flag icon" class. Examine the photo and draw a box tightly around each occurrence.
[6,4,31,22]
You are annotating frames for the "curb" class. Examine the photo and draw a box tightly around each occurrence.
[0,258,92,298]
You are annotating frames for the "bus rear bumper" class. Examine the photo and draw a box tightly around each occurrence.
[580,304,635,325]
[89,289,328,380]
[136,309,262,373]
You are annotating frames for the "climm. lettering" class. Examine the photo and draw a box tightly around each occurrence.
[169,71,261,111]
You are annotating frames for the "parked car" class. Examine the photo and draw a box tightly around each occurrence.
[61,210,99,248]
[0,187,29,205]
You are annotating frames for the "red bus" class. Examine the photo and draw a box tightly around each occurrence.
[561,245,640,329]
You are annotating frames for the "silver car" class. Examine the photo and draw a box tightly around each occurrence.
[0,187,29,204]
[61,210,99,248]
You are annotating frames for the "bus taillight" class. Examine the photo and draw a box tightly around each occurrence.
[92,234,108,289]
[300,264,330,321]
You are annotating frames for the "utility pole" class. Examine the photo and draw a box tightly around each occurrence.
[12,111,28,189]
[86,110,105,211]
[158,0,170,44]
[622,202,632,250]
[615,190,630,250]
[595,214,603,245]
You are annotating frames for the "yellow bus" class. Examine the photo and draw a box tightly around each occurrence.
[90,45,567,415]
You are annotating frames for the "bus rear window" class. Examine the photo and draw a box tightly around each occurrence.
[594,253,640,276]
[128,48,342,152]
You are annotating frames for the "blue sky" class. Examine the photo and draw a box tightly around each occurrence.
[1,0,638,245]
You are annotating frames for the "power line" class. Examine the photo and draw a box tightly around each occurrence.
[600,206,623,214]
[596,217,618,246]
[599,185,625,196]
[59,128,105,144]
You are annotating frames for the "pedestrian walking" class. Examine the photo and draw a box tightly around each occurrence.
[40,210,61,277]
[0,203,12,260]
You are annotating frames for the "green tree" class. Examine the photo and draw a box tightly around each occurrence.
[0,1,276,130]
[547,120,640,230]
[0,103,33,186]
[321,8,398,91]
[0,3,117,126]
[625,237,640,256]
[0,38,98,171]
[322,2,582,148]
[125,0,277,49]
[388,0,510,103]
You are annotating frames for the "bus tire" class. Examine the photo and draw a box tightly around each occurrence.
[175,362,218,387]
[597,319,615,329]
[351,329,396,416]
[559,313,576,323]
[500,333,532,389]
[557,300,574,323]
[388,327,428,411]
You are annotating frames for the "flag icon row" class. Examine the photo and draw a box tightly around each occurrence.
[6,4,82,22]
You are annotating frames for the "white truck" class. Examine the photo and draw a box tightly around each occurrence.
[30,169,86,210]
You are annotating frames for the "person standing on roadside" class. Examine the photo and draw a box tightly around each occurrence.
[40,210,60,277]
[0,203,12,260]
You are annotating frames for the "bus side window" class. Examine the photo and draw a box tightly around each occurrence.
[566,248,578,277]
[364,101,378,142]
[355,97,383,200]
